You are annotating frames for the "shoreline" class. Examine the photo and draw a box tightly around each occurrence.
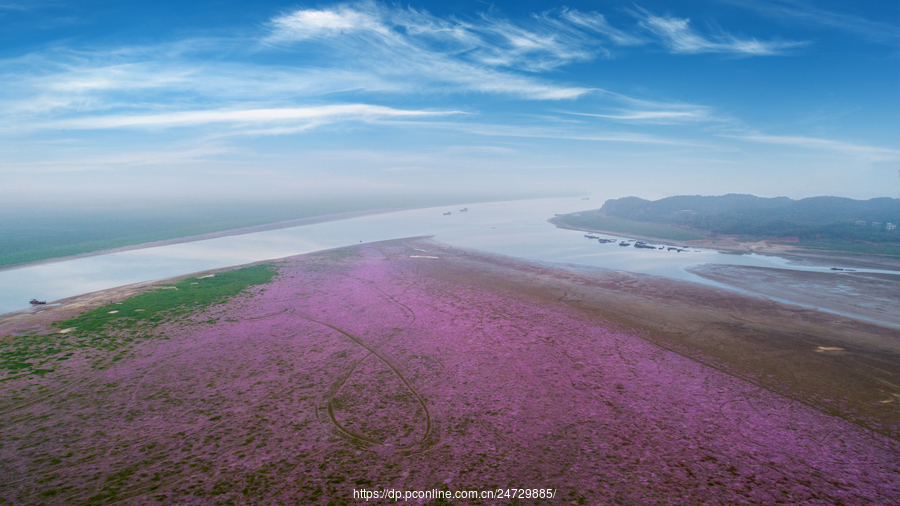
[0,194,579,274]
[550,218,900,271]
[0,207,403,273]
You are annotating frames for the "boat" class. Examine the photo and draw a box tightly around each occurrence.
[459,208,468,212]
[30,299,47,305]
[443,212,451,216]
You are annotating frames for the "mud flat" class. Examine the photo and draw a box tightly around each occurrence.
[0,239,898,504]
[551,217,900,271]
[688,264,900,328]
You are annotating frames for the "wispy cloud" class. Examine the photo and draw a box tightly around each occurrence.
[388,119,709,148]
[1,1,806,134]
[45,104,462,131]
[633,8,807,55]
[0,0,838,168]
[729,133,900,161]
[269,4,389,40]
[267,2,627,73]
[1,2,609,128]
[1,49,412,118]
[263,1,621,100]
[557,8,646,46]
[716,0,899,44]
[560,108,713,124]
[556,91,720,124]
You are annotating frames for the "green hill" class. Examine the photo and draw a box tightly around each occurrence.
[558,194,900,257]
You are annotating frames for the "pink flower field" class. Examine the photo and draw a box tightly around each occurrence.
[1,240,898,505]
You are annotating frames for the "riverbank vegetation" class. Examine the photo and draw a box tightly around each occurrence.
[0,265,275,379]
[557,194,900,257]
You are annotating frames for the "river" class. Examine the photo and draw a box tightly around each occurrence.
[2,196,898,325]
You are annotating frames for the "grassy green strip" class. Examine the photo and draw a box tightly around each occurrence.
[1,265,276,377]
[54,264,276,333]
[785,240,900,258]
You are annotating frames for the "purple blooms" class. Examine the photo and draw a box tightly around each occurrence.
[1,243,898,504]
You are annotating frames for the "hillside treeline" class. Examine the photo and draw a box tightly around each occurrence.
[599,194,900,243]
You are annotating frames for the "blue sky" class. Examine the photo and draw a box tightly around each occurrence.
[1,0,898,206]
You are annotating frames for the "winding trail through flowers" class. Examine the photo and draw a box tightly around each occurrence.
[293,310,433,450]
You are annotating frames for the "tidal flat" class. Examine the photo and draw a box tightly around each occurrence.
[0,239,898,504]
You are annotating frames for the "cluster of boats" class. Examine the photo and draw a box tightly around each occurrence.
[584,234,617,244]
[584,235,690,252]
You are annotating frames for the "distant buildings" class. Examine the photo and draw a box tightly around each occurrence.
[857,220,897,231]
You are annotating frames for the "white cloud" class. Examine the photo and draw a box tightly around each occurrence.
[561,109,712,123]
[556,91,720,124]
[266,2,615,85]
[268,4,389,41]
[557,9,645,46]
[729,134,900,161]
[634,9,807,55]
[45,104,463,130]
[716,0,899,44]
[388,119,708,147]
[0,2,806,149]
[1,2,804,132]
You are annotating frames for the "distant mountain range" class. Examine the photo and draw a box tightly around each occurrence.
[599,194,900,243]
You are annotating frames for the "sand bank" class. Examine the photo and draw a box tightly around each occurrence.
[551,218,900,271]
[0,208,398,273]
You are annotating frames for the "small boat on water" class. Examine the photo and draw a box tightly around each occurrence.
[30,299,47,305]
[443,211,451,216]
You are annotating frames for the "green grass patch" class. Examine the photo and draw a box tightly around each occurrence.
[786,240,900,258]
[0,265,276,378]
[556,212,705,241]
[54,264,276,333]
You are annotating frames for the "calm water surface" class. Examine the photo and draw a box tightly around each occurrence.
[1,197,897,319]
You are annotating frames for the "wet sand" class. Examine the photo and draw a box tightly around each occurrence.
[551,218,900,271]
[689,264,900,328]
[0,239,898,504]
